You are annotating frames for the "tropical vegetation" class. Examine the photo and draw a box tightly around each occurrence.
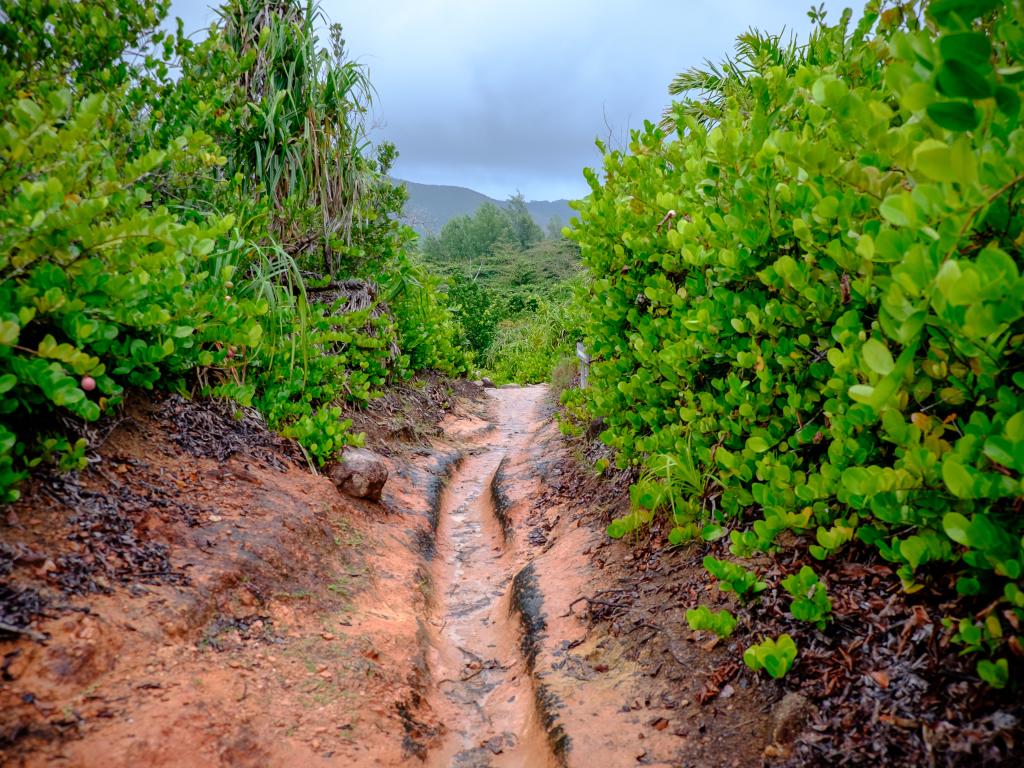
[0,0,469,500]
[568,0,1024,686]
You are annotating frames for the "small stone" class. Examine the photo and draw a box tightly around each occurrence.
[481,377,496,388]
[772,692,813,745]
[326,448,388,501]
[763,743,792,760]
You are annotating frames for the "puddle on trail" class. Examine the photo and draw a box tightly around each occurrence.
[425,385,557,768]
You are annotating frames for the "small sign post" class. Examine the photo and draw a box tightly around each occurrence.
[576,341,590,389]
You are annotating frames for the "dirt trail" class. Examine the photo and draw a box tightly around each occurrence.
[2,381,778,767]
[425,385,554,767]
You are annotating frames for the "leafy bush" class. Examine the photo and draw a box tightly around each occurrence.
[0,89,257,499]
[571,0,1024,678]
[483,279,585,384]
[703,556,767,601]
[443,271,503,357]
[0,0,469,499]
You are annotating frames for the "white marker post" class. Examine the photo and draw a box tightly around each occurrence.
[576,341,590,389]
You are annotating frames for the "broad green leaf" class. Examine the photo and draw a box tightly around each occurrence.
[880,194,914,227]
[928,0,1000,22]
[862,339,895,375]
[912,139,962,183]
[977,658,1009,689]
[937,60,992,100]
[926,100,980,131]
[746,436,770,453]
[848,384,876,404]
[995,85,1021,119]
[0,320,19,346]
[938,32,992,68]
[942,460,975,499]
[1006,412,1024,442]
[942,512,972,545]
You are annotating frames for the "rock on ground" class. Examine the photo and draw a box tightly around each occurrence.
[772,692,813,745]
[327,447,388,501]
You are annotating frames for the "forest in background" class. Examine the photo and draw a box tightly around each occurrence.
[418,196,584,384]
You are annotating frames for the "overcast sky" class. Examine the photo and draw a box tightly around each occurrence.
[167,0,820,201]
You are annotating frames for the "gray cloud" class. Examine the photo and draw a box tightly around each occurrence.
[168,0,819,200]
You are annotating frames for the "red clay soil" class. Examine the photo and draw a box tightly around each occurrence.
[1,380,774,768]
[488,397,776,768]
[0,385,474,767]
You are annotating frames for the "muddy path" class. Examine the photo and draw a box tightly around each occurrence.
[425,385,554,767]
[2,380,779,767]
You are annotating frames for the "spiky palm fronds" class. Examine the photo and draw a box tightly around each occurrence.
[661,6,866,134]
[216,0,373,274]
[660,26,808,132]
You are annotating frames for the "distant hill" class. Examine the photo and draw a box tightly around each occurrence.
[396,179,576,236]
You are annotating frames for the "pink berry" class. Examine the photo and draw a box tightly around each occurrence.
[81,376,96,392]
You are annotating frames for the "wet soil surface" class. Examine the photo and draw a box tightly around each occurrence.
[1,381,778,767]
[425,386,553,767]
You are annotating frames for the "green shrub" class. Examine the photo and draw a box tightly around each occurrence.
[703,556,767,601]
[0,89,259,500]
[483,278,585,384]
[571,0,1024,679]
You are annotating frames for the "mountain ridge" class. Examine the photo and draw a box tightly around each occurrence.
[396,179,576,236]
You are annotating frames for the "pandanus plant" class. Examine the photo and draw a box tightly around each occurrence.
[215,0,373,275]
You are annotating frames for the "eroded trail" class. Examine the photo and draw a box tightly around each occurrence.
[425,385,556,768]
[0,377,778,768]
